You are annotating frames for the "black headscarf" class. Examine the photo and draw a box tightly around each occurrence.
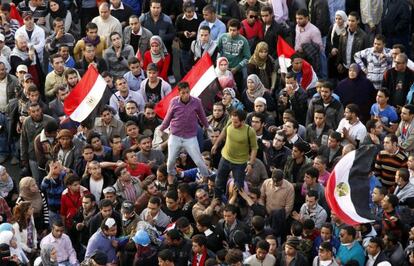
[48,0,68,19]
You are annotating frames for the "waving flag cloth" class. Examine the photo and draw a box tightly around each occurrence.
[277,36,318,90]
[155,53,218,119]
[325,145,377,225]
[63,65,106,122]
[10,3,23,26]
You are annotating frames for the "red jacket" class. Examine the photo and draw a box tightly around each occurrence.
[240,20,264,41]
[142,51,171,81]
[60,186,89,228]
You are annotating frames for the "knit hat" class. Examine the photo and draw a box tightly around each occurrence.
[254,96,267,105]
[223,87,236,99]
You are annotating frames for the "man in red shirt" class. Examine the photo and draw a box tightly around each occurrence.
[123,148,152,180]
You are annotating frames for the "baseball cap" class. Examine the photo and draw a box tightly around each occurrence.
[23,73,33,82]
[22,11,33,19]
[121,200,134,214]
[103,186,116,194]
[90,250,108,265]
[17,65,28,73]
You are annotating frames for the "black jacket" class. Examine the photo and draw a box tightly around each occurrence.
[382,0,411,37]
[337,28,369,67]
[89,211,123,237]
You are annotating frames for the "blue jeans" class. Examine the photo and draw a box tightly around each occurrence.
[214,157,247,199]
[167,134,210,177]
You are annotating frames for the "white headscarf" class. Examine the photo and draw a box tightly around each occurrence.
[331,10,348,44]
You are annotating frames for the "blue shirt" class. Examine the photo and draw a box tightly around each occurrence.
[40,171,66,212]
[123,69,146,92]
[370,103,399,127]
[337,241,365,266]
[85,230,117,263]
[198,19,226,41]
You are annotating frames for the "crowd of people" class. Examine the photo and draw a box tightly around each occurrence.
[0,0,413,265]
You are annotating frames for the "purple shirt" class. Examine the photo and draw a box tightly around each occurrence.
[160,96,209,138]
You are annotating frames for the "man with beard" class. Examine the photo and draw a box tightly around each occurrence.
[192,188,222,223]
[136,135,165,172]
[20,102,55,183]
[64,68,79,91]
[336,103,367,147]
[103,32,134,77]
[207,102,229,132]
[10,34,43,88]
[263,131,291,171]
[136,103,162,137]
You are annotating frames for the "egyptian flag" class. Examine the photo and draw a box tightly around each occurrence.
[325,145,377,225]
[155,53,218,119]
[9,3,23,26]
[277,36,318,90]
[64,65,106,122]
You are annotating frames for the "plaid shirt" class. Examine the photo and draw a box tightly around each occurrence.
[354,47,393,89]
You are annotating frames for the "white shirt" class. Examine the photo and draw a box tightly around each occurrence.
[0,76,7,111]
[90,178,104,201]
[336,118,367,146]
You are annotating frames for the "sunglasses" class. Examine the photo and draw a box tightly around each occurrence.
[249,15,257,19]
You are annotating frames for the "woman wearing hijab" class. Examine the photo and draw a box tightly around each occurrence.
[335,63,376,123]
[0,165,17,208]
[247,41,276,90]
[45,0,72,35]
[0,230,29,264]
[143,36,171,81]
[0,243,19,266]
[326,10,347,80]
[241,74,276,112]
[35,244,58,266]
[215,57,236,90]
[16,177,49,234]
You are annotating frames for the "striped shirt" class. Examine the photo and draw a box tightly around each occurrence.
[374,150,408,186]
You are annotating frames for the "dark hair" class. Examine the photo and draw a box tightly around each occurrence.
[321,81,334,91]
[251,112,266,124]
[177,81,190,91]
[109,134,122,144]
[114,165,127,177]
[285,71,297,80]
[321,222,333,233]
[87,132,101,144]
[122,148,135,161]
[329,131,342,142]
[285,118,299,130]
[296,8,308,17]
[342,225,356,239]
[150,0,161,6]
[149,196,162,206]
[176,217,190,229]
[85,22,98,32]
[227,19,241,29]
[251,216,265,230]
[165,190,178,201]
[303,219,315,230]
[307,189,319,200]
[374,185,388,196]
[183,1,195,12]
[199,25,211,33]
[50,53,62,64]
[385,133,398,144]
[392,44,405,53]
[314,108,326,116]
[398,168,410,182]
[202,4,215,14]
[196,214,212,227]
[45,120,59,133]
[256,240,270,251]
[144,102,156,110]
[158,249,174,262]
[83,193,96,202]
[314,155,327,165]
[231,109,247,121]
[52,219,64,228]
[125,120,138,128]
[82,144,94,153]
[99,199,113,209]
[385,231,400,245]
[366,119,378,132]
[128,57,140,65]
[305,167,319,179]
[369,237,384,250]
[64,68,78,79]
[261,5,273,14]
[65,172,80,186]
[225,249,244,264]
[290,221,303,236]
[293,142,308,153]
[223,204,238,214]
[348,11,359,21]
[192,234,208,247]
[166,228,182,241]
[142,176,155,191]
[345,103,360,117]
[403,104,414,115]
[374,34,386,43]
[177,182,191,194]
